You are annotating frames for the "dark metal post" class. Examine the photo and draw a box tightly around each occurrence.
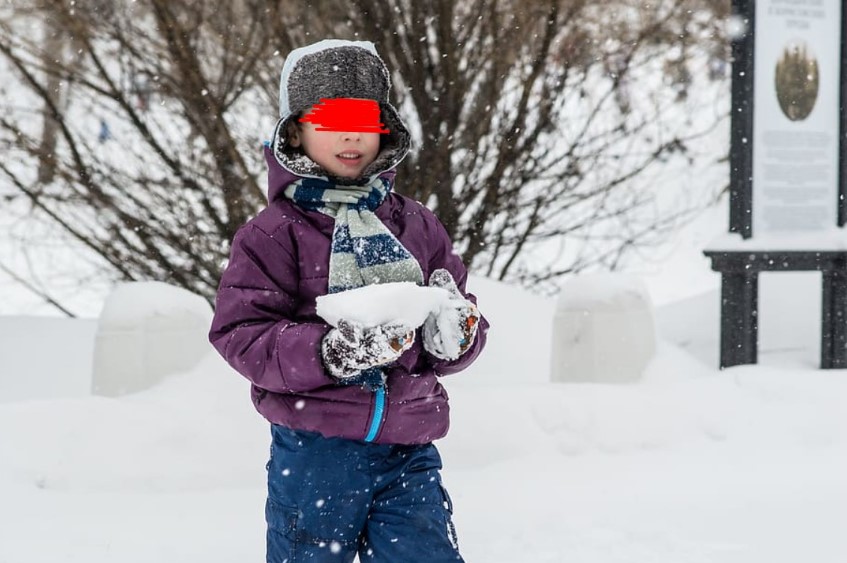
[821,268,847,368]
[826,2,847,367]
[729,0,755,239]
[839,0,847,227]
[720,270,758,368]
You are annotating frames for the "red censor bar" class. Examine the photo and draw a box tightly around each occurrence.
[299,98,390,134]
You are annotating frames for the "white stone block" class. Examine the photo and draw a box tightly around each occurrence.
[550,274,655,383]
[92,281,213,396]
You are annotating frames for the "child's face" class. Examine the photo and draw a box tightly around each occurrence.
[290,120,381,180]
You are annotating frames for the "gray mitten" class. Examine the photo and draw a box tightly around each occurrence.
[322,319,415,379]
[423,269,480,361]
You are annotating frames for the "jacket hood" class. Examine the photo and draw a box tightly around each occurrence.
[269,39,411,187]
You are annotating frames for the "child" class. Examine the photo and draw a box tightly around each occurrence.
[209,39,488,563]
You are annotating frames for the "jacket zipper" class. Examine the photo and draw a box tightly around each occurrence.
[364,386,386,442]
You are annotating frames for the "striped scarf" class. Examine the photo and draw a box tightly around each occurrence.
[284,174,424,388]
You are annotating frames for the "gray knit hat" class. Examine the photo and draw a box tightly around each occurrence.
[270,39,412,185]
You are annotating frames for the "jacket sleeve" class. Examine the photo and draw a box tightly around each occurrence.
[423,211,489,376]
[208,223,335,393]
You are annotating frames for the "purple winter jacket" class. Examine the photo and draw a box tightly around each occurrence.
[208,148,488,444]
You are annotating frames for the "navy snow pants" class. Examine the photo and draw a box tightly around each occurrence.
[266,425,464,563]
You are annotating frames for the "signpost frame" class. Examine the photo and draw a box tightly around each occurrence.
[704,0,847,369]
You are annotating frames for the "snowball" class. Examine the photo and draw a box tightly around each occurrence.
[316,282,453,329]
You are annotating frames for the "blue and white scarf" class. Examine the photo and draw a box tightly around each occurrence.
[284,174,424,387]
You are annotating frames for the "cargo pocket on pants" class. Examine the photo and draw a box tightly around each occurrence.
[439,483,460,551]
[266,498,299,561]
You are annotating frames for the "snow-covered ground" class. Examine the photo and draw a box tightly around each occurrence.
[1,261,846,562]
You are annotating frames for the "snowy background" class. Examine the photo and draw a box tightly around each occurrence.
[1,8,845,559]
[1,196,846,562]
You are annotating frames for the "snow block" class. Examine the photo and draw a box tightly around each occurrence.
[91,282,213,396]
[550,274,655,383]
[0,316,96,403]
